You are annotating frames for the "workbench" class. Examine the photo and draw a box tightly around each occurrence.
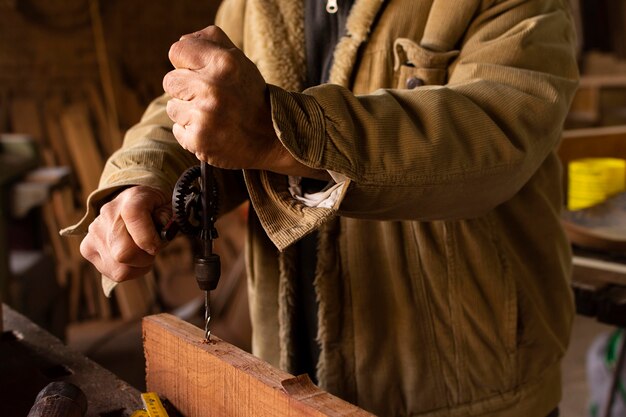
[0,304,142,417]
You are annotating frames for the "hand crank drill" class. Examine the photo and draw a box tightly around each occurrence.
[162,161,220,341]
[195,162,220,341]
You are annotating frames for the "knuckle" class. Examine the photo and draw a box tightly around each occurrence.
[213,51,237,76]
[79,236,94,259]
[133,229,156,250]
[192,112,214,138]
[120,199,141,220]
[162,72,174,92]
[99,202,115,218]
[220,52,238,73]
[86,220,98,236]
[168,41,184,64]
[164,71,195,101]
[110,241,130,264]
[204,25,221,38]
[199,91,222,114]
[109,266,131,283]
[165,99,176,119]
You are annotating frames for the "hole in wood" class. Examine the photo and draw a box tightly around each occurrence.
[40,364,73,379]
[0,330,23,342]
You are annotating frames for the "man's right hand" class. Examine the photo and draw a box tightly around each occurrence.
[80,186,170,283]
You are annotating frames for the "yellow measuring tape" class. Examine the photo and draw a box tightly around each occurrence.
[130,411,149,417]
[138,392,169,417]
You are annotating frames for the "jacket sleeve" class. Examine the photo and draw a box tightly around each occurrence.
[61,94,248,236]
[248,0,579,249]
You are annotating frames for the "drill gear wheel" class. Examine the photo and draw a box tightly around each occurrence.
[172,165,219,237]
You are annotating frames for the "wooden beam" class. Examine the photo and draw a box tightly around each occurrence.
[144,314,374,417]
[558,125,626,166]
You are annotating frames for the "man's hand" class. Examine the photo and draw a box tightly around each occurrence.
[163,26,329,180]
[80,186,169,283]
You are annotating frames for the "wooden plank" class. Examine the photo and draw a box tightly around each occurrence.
[41,202,71,287]
[566,86,600,127]
[89,0,121,151]
[144,314,374,417]
[565,75,626,128]
[578,75,626,88]
[558,125,626,167]
[50,185,89,322]
[59,103,104,200]
[573,257,626,287]
[43,97,72,167]
[85,83,120,157]
[582,52,626,76]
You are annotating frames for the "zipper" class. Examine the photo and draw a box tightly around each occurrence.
[326,0,338,14]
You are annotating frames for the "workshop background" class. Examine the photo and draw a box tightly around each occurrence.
[1,0,626,416]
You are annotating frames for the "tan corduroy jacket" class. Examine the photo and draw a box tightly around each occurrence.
[64,0,580,415]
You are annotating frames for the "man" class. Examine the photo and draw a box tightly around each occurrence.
[66,0,579,415]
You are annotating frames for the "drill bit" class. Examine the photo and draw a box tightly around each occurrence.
[201,161,212,342]
[204,290,211,341]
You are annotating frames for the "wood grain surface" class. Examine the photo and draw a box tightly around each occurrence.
[144,313,374,417]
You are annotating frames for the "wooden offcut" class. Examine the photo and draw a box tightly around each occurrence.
[144,314,374,417]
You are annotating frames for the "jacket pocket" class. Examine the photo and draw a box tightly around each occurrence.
[393,38,459,89]
[444,217,519,401]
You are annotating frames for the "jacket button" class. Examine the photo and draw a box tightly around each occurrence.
[406,77,425,89]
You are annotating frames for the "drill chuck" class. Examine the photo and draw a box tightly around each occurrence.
[194,254,221,291]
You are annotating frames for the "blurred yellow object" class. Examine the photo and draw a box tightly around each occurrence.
[141,392,169,417]
[568,158,626,210]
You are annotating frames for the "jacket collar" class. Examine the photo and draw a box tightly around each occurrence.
[247,0,386,90]
[328,0,386,86]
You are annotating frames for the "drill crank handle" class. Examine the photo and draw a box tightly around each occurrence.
[158,216,180,241]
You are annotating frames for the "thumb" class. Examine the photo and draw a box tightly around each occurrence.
[119,186,169,255]
[179,25,236,49]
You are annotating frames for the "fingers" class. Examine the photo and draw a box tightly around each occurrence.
[162,24,279,171]
[165,97,195,128]
[118,188,167,256]
[81,217,154,282]
[162,69,201,101]
[80,186,169,283]
[168,27,239,74]
[107,215,155,266]
[166,98,199,154]
[179,25,236,49]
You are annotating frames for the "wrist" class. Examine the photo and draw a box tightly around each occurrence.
[260,87,330,181]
